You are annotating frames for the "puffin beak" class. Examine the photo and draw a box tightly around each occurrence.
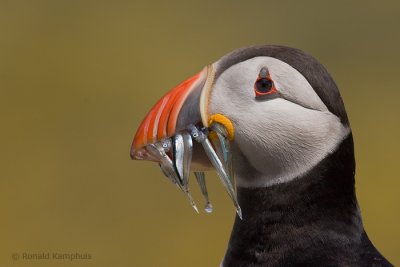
[130,65,211,163]
[130,64,241,217]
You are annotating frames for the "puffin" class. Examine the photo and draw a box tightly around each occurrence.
[130,45,393,267]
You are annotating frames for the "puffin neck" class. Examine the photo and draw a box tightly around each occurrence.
[223,134,366,266]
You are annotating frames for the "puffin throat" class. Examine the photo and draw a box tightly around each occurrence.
[222,134,367,266]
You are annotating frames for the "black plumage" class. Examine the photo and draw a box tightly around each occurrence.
[223,134,392,266]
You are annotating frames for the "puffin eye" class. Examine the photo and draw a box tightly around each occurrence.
[255,78,273,93]
[254,67,278,97]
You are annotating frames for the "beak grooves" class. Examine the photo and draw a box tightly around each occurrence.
[200,65,216,128]
[131,70,204,159]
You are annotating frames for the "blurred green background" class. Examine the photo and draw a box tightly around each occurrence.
[0,1,399,266]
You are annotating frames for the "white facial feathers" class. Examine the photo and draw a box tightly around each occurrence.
[209,56,350,187]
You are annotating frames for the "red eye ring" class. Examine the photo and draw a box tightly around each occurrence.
[254,71,278,97]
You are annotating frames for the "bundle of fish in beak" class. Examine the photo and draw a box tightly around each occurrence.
[141,122,241,219]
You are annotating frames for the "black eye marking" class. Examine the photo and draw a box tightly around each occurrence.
[259,67,269,78]
[254,67,278,97]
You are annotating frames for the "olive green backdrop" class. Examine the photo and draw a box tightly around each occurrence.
[0,1,399,266]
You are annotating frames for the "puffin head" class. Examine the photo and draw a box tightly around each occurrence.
[130,45,352,215]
